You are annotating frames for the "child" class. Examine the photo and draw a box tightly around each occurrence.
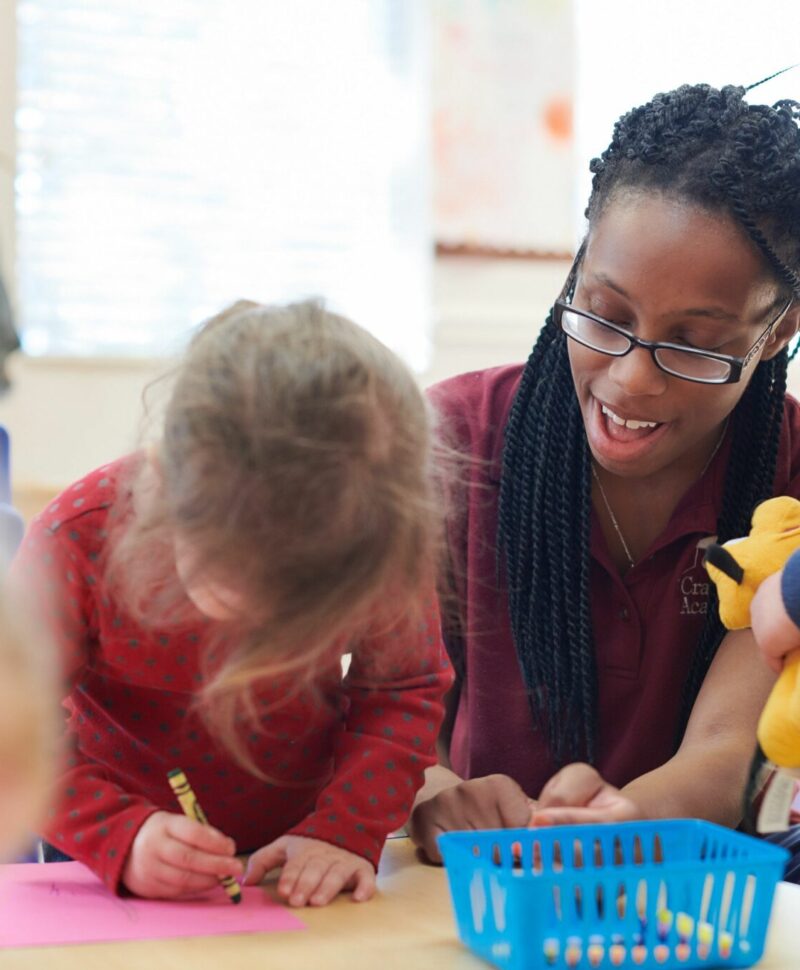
[0,589,56,860]
[751,555,800,676]
[750,558,800,882]
[411,82,800,860]
[10,300,452,905]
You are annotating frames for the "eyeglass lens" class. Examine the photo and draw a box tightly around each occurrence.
[560,308,732,382]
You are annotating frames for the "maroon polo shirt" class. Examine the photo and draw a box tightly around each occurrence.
[429,364,800,797]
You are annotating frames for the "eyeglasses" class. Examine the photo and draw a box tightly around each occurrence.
[554,298,793,385]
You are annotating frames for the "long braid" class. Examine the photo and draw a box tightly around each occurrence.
[677,353,788,736]
[499,83,800,768]
[499,257,597,763]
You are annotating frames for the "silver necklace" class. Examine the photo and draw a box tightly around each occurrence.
[591,421,728,570]
[591,464,636,569]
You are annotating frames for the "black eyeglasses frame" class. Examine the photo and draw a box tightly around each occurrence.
[554,298,794,385]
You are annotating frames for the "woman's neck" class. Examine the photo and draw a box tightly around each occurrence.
[592,420,728,571]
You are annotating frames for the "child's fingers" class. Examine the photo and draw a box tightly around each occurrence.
[351,864,376,903]
[163,814,238,856]
[242,840,287,886]
[151,863,224,896]
[537,763,603,808]
[159,834,244,879]
[308,862,353,906]
[532,805,627,826]
[279,854,329,906]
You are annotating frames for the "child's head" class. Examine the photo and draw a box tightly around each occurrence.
[0,589,56,859]
[498,83,800,765]
[112,299,438,746]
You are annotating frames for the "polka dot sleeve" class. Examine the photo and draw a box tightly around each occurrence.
[9,474,160,893]
[286,595,454,866]
[9,499,92,677]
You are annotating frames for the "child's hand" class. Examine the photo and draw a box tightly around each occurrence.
[530,763,641,826]
[242,835,375,907]
[408,774,532,864]
[122,810,243,899]
[750,571,800,674]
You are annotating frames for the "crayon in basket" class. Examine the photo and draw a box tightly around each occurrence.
[609,932,626,966]
[718,872,735,961]
[587,933,604,967]
[632,879,648,964]
[697,873,715,959]
[655,881,673,964]
[675,911,694,962]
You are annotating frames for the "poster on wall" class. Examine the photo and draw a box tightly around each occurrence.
[432,0,575,256]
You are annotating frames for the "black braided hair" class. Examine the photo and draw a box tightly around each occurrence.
[498,84,800,768]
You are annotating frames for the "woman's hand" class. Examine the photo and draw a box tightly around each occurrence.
[750,571,800,674]
[122,810,244,899]
[530,763,642,826]
[243,835,375,907]
[408,774,533,863]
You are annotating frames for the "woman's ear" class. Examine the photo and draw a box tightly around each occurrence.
[762,300,800,360]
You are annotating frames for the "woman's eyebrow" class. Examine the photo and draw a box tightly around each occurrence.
[588,271,738,322]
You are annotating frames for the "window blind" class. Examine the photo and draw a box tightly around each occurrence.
[15,0,432,367]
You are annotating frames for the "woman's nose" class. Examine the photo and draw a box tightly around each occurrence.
[607,345,669,397]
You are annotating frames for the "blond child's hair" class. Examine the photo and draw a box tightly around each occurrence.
[0,588,57,858]
[107,299,441,772]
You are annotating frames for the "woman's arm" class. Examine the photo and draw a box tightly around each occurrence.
[532,628,776,826]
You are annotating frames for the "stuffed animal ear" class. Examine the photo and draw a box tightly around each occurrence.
[703,543,744,584]
[704,542,753,630]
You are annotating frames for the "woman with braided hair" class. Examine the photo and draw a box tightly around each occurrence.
[410,81,800,871]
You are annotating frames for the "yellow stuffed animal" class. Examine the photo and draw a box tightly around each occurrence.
[704,496,800,771]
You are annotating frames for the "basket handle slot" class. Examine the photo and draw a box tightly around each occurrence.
[616,881,626,919]
[532,840,543,875]
[552,840,564,873]
[595,882,605,920]
[738,873,757,952]
[716,870,736,958]
[489,873,508,932]
[468,870,487,933]
[593,838,604,868]
[552,884,563,922]
[697,871,716,957]
[652,833,664,864]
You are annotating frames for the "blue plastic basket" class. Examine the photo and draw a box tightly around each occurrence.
[439,820,789,970]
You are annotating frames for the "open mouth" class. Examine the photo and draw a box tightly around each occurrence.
[600,402,663,442]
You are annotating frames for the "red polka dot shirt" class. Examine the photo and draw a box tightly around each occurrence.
[11,458,453,893]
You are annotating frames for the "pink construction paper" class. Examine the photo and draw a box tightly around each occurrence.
[0,862,304,947]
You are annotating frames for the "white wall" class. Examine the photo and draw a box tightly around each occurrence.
[0,257,570,491]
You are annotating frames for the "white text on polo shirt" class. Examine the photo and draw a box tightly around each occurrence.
[680,575,710,614]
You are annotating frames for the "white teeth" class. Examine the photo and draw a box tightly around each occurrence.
[601,404,658,430]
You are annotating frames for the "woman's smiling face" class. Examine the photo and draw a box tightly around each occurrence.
[567,191,793,481]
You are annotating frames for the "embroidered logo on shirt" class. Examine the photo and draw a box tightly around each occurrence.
[679,537,715,616]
